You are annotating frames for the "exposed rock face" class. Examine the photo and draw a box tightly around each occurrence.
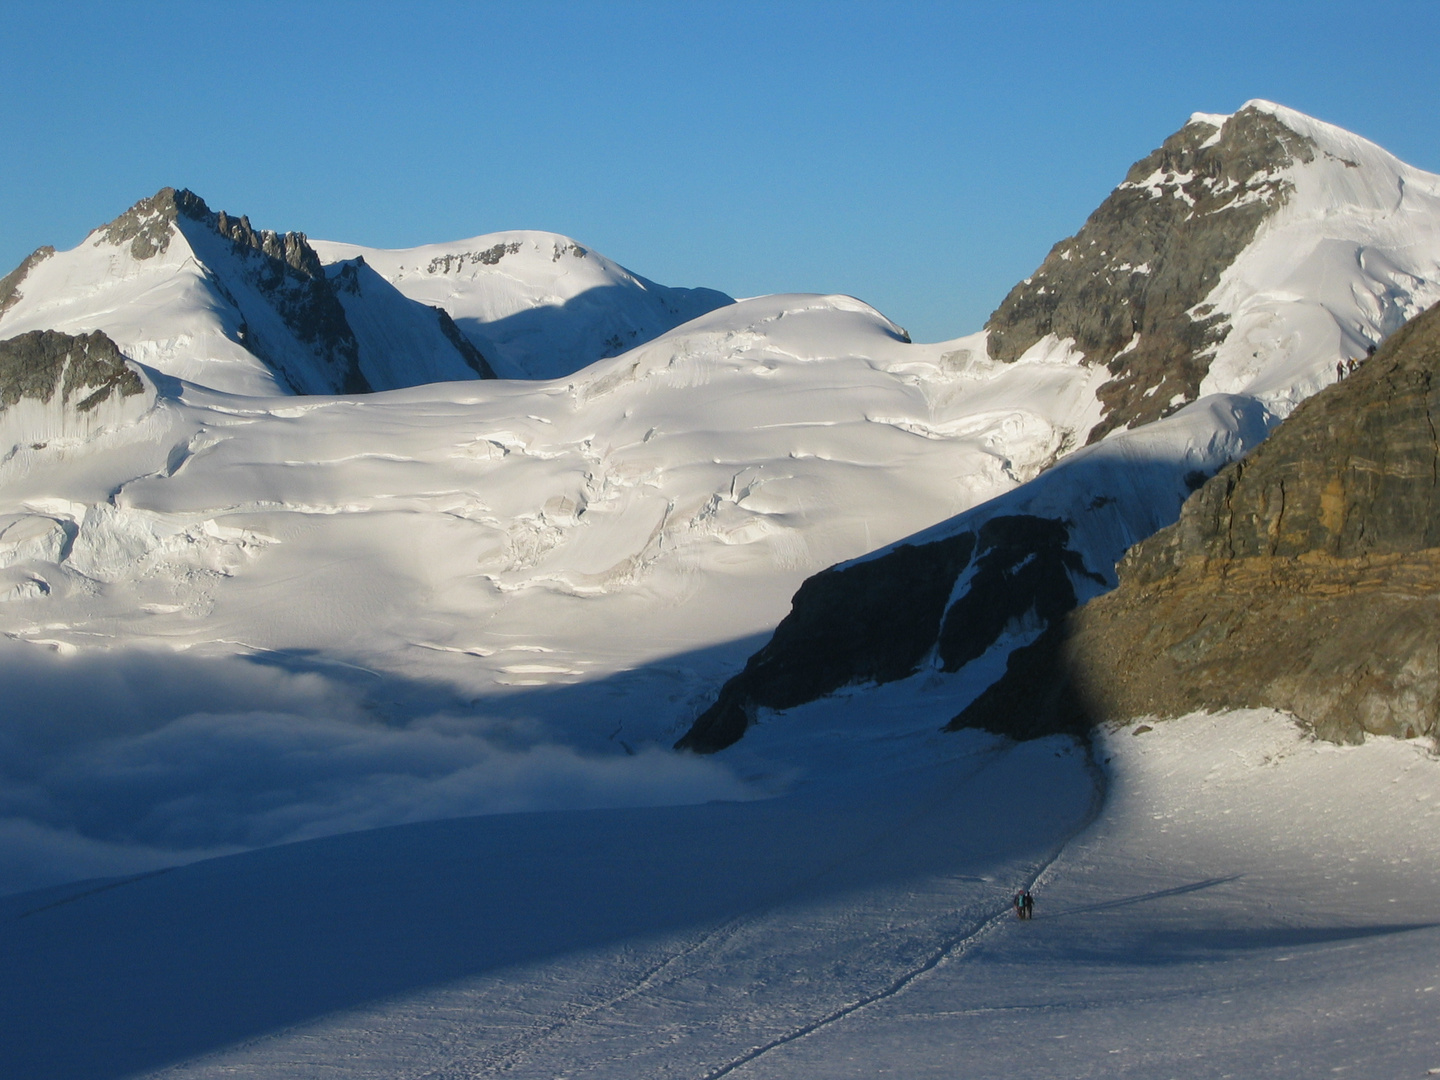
[0,248,56,319]
[169,189,370,394]
[100,188,191,259]
[955,300,1440,743]
[434,306,497,379]
[986,106,1314,442]
[0,329,144,412]
[677,535,974,752]
[676,515,1102,753]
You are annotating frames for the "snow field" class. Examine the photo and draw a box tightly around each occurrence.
[6,704,1439,1078]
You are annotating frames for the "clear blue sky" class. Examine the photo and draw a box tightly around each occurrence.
[3,1,1438,343]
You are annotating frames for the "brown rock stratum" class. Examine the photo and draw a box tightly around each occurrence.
[955,301,1440,744]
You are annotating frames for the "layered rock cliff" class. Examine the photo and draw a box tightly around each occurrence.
[956,300,1440,744]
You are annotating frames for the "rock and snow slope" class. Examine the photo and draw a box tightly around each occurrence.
[683,100,1440,751]
[962,296,1440,746]
[987,100,1440,438]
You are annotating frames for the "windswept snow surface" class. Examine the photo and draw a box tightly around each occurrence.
[1196,100,1440,417]
[311,231,734,379]
[5,706,1440,1079]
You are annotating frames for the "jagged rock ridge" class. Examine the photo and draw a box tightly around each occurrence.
[0,188,498,395]
[956,300,1440,744]
[175,189,369,393]
[986,105,1315,442]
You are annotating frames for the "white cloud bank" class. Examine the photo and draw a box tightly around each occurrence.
[0,643,753,895]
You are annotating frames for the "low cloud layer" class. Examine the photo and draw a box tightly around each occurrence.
[0,643,752,895]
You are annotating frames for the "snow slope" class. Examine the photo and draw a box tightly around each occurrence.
[1197,101,1440,417]
[0,298,1100,730]
[311,231,734,379]
[5,704,1439,1079]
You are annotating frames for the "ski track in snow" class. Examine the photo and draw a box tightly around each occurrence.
[396,743,1057,1080]
[695,752,1109,1080]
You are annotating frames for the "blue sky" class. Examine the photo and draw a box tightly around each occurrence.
[3,0,1438,343]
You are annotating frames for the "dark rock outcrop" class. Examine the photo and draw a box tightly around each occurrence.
[435,306,497,379]
[677,534,975,753]
[676,515,1104,753]
[986,105,1315,442]
[0,329,144,412]
[0,247,54,318]
[955,300,1440,743]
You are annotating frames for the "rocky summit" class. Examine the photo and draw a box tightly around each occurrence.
[678,101,1440,753]
[986,105,1315,442]
[958,299,1440,744]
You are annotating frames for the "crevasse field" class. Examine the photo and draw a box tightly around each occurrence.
[4,101,1440,1077]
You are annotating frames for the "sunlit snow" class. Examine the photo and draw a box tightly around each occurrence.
[3,102,1440,1079]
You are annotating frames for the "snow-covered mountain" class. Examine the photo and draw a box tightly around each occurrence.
[681,100,1440,751]
[7,98,1440,1080]
[0,190,734,395]
[312,232,734,379]
[0,189,499,395]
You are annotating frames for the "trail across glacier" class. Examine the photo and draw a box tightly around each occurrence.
[8,695,1440,1079]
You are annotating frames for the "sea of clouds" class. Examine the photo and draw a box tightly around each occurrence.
[0,642,754,895]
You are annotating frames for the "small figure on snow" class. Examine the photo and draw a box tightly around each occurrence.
[1337,360,1346,381]
[1013,889,1035,920]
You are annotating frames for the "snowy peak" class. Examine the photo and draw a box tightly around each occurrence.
[986,102,1440,442]
[311,231,734,379]
[0,188,497,396]
[986,104,1317,440]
